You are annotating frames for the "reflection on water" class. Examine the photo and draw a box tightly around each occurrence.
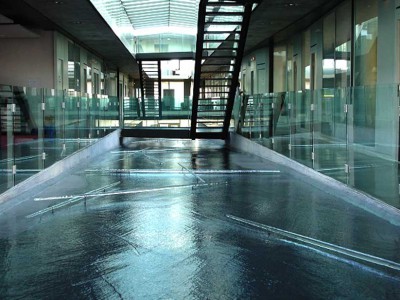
[0,139,399,299]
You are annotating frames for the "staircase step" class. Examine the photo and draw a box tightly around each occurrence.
[204,47,239,51]
[198,110,226,113]
[202,55,237,59]
[205,21,242,25]
[203,78,232,80]
[197,120,224,123]
[201,61,235,67]
[206,11,244,16]
[201,70,234,74]
[206,2,246,7]
[198,98,228,101]
[204,39,240,43]
[204,31,241,35]
[201,85,230,88]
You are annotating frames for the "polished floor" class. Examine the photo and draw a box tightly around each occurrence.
[0,139,399,299]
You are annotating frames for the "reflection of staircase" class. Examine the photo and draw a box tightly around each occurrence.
[123,97,141,119]
[239,95,274,139]
[0,86,33,135]
[139,60,161,118]
[190,0,258,139]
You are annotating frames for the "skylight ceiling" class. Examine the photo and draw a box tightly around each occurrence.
[90,0,201,36]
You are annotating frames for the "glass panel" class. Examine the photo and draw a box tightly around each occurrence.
[0,86,7,191]
[56,90,67,158]
[93,94,104,138]
[6,99,14,189]
[239,95,253,139]
[236,85,400,210]
[231,93,241,132]
[249,94,263,142]
[313,88,348,183]
[64,92,80,153]
[272,92,290,155]
[354,0,377,87]
[348,85,398,206]
[303,31,311,90]
[87,94,96,139]
[0,84,15,192]
[43,89,58,169]
[107,96,120,129]
[124,60,193,130]
[291,90,313,167]
[273,45,287,92]
[258,94,273,147]
[14,87,44,186]
[80,94,89,140]
[335,1,352,88]
[323,12,335,89]
[0,83,122,195]
[353,85,376,145]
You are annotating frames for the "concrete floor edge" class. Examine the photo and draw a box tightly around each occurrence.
[0,129,122,205]
[227,132,400,227]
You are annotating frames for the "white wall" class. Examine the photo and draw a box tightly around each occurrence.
[0,30,54,88]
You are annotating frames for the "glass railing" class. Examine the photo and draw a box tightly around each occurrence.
[122,96,192,129]
[0,85,119,194]
[234,84,400,209]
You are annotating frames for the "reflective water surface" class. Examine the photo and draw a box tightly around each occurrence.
[0,139,399,299]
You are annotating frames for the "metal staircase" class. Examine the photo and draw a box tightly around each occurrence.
[138,60,162,118]
[190,0,258,139]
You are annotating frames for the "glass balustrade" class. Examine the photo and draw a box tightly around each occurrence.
[235,84,400,208]
[0,85,119,194]
[122,96,192,129]
[3,82,400,210]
